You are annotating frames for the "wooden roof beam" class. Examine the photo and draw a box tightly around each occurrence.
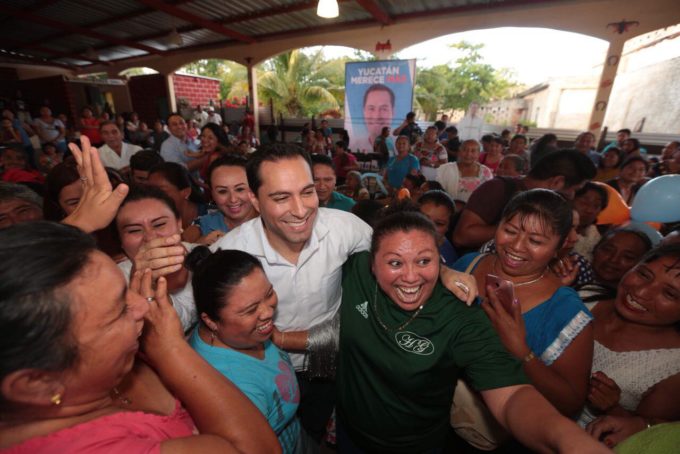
[355,0,393,25]
[0,4,164,56]
[137,0,256,44]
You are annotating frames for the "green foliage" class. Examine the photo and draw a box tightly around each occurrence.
[257,49,344,117]
[179,42,519,120]
[414,41,520,120]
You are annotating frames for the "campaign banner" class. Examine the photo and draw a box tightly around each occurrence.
[344,59,416,155]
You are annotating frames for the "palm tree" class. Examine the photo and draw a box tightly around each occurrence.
[257,49,341,117]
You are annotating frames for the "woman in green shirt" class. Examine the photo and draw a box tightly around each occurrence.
[335,210,607,453]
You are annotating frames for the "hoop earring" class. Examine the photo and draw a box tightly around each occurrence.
[51,393,62,406]
[210,330,217,346]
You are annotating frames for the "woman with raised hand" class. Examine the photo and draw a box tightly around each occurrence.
[186,247,302,453]
[578,245,680,448]
[453,189,594,417]
[0,221,280,453]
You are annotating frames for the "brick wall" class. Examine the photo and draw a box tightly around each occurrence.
[129,74,170,125]
[172,73,220,108]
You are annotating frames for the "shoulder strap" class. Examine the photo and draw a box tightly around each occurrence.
[464,253,487,274]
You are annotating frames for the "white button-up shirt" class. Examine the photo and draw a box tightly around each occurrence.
[212,208,372,369]
[98,142,142,170]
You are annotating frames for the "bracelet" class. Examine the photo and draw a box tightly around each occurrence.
[523,351,536,363]
[280,331,285,349]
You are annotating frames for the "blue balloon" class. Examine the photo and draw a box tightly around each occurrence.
[630,175,680,223]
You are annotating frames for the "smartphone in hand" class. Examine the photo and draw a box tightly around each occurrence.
[485,274,515,313]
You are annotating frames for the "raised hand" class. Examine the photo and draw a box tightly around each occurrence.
[62,135,129,232]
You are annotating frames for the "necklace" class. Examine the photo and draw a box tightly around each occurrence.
[493,256,547,287]
[371,284,424,332]
[111,387,132,405]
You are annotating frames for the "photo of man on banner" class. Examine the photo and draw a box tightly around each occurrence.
[344,59,416,156]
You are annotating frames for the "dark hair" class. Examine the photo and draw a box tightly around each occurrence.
[98,120,118,131]
[148,162,205,205]
[130,149,164,172]
[418,189,455,215]
[638,244,680,269]
[362,84,395,109]
[44,159,80,221]
[0,222,96,385]
[201,123,230,147]
[594,228,653,258]
[533,133,557,149]
[370,210,438,262]
[480,134,494,143]
[490,135,505,145]
[598,147,622,169]
[246,143,312,195]
[118,184,180,219]
[311,153,335,171]
[186,247,264,322]
[351,199,383,227]
[511,134,527,144]
[623,138,641,151]
[434,121,446,131]
[266,125,278,143]
[335,140,347,150]
[500,189,573,246]
[617,128,632,136]
[575,181,609,210]
[528,150,597,186]
[445,126,458,134]
[166,112,184,124]
[406,112,416,120]
[620,155,649,172]
[422,180,443,191]
[500,154,526,173]
[206,153,248,188]
[404,173,425,188]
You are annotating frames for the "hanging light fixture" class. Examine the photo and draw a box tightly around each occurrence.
[166,28,184,47]
[317,0,339,18]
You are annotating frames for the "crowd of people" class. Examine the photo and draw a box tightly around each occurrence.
[0,99,679,454]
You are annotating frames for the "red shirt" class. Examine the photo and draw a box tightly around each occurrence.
[333,152,358,179]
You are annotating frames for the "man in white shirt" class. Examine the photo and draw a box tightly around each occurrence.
[211,143,372,444]
[456,101,485,141]
[206,107,222,126]
[192,105,208,128]
[97,121,142,172]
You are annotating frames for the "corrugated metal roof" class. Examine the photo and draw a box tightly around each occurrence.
[0,0,563,69]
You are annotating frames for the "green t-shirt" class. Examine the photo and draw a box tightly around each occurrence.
[337,251,528,453]
[324,191,356,212]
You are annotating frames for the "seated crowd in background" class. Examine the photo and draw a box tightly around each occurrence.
[0,99,679,453]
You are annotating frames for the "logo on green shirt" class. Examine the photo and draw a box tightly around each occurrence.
[355,301,369,319]
[394,331,434,355]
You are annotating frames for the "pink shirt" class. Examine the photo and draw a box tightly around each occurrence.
[3,400,196,454]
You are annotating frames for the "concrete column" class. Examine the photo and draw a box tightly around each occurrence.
[247,62,260,139]
[166,73,177,113]
[588,36,626,136]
